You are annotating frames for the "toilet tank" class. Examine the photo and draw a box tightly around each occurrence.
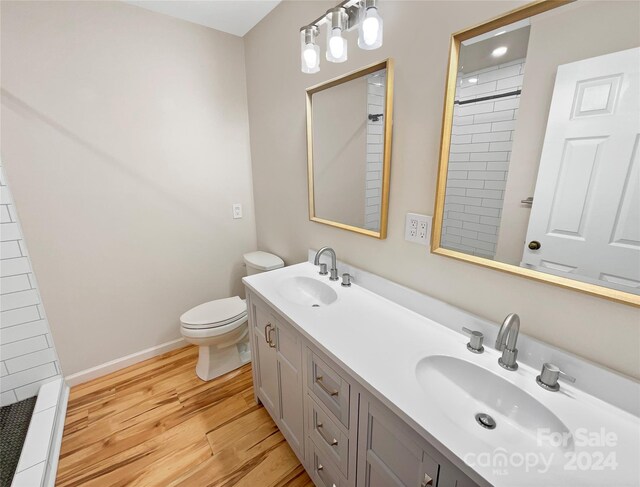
[243,251,284,276]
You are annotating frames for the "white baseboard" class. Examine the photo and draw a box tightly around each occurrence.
[64,338,187,386]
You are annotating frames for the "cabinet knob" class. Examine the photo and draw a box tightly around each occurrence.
[421,473,433,486]
[528,240,541,250]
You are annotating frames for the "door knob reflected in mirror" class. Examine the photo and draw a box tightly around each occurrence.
[528,241,541,250]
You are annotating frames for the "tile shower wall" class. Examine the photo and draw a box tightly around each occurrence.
[0,166,61,406]
[364,73,386,231]
[442,59,525,259]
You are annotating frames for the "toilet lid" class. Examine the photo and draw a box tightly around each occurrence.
[180,297,247,327]
[243,251,284,271]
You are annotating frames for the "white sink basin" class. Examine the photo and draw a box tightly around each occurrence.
[415,355,572,455]
[277,276,338,307]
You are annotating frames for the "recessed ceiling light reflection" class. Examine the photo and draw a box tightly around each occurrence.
[492,46,508,57]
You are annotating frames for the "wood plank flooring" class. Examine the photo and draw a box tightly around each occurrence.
[57,345,313,487]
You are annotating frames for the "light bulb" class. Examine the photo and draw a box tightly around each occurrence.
[303,44,317,68]
[300,26,319,73]
[325,7,348,63]
[362,11,380,45]
[329,28,345,59]
[358,5,383,50]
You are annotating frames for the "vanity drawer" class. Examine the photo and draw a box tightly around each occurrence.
[307,394,349,476]
[307,350,351,428]
[308,437,349,487]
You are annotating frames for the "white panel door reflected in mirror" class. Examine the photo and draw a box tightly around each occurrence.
[435,1,640,301]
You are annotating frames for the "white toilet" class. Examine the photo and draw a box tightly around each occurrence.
[179,251,284,381]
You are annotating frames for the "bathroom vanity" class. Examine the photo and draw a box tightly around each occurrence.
[243,258,640,487]
[247,283,476,487]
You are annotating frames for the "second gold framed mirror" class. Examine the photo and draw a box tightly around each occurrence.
[432,0,640,306]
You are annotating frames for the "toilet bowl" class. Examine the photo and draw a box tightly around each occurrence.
[179,251,284,381]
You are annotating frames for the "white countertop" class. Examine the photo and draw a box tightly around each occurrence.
[243,262,640,487]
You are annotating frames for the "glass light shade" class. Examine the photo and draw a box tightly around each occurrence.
[358,7,383,50]
[326,27,347,63]
[300,28,320,73]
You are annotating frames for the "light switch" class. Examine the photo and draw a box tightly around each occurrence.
[232,203,243,219]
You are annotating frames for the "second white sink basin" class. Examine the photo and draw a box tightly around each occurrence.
[277,276,338,307]
[415,355,572,455]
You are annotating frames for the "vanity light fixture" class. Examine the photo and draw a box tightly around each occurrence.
[492,46,508,57]
[326,7,348,63]
[300,25,320,73]
[299,0,384,73]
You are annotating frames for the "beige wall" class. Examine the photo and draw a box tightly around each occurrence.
[496,1,640,264]
[1,1,257,375]
[245,1,640,378]
[313,76,367,228]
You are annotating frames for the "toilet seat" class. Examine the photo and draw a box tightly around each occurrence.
[180,296,247,330]
[180,314,248,340]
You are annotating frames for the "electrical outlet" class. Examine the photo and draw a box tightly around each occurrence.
[232,203,243,219]
[405,213,432,246]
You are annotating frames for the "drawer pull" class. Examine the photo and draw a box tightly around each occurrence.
[316,422,338,446]
[315,375,339,397]
[264,323,276,348]
[317,464,324,471]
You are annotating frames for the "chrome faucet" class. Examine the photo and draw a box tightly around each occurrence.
[495,313,520,371]
[314,247,339,281]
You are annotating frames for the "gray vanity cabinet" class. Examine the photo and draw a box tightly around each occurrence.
[357,394,480,487]
[357,397,439,487]
[251,300,279,416]
[275,316,305,456]
[249,294,305,460]
[304,347,359,487]
[247,291,479,487]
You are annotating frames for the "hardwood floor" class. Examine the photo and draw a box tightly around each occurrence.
[57,346,313,487]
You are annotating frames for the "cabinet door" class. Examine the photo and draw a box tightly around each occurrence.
[276,318,304,458]
[358,398,439,487]
[253,304,279,417]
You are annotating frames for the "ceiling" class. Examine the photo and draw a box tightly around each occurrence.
[459,20,531,74]
[459,27,530,74]
[123,0,281,37]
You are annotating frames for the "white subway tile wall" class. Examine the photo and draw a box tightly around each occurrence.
[442,59,525,258]
[0,166,61,406]
[364,72,386,231]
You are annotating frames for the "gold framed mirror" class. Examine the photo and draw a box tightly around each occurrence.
[433,0,640,306]
[306,59,394,239]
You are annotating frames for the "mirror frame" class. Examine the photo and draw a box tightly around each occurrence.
[432,0,640,307]
[306,59,394,239]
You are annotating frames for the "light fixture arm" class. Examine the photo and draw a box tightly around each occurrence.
[303,0,360,34]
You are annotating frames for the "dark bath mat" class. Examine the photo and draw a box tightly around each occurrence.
[0,396,37,487]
